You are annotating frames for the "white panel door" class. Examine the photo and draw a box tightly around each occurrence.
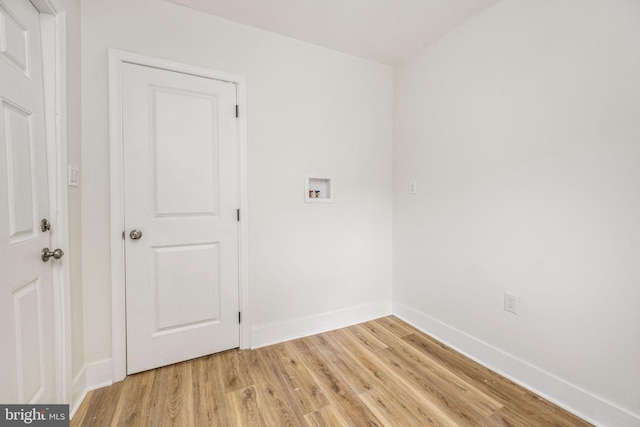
[0,0,57,403]
[122,63,240,374]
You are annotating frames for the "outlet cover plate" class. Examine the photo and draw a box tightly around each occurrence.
[504,292,519,314]
[409,180,417,195]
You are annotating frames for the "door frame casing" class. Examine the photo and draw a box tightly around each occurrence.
[108,49,250,382]
[41,8,72,405]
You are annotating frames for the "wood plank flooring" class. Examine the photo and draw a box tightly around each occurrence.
[72,316,591,426]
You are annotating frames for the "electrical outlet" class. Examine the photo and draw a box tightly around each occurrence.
[504,292,519,314]
[409,180,417,195]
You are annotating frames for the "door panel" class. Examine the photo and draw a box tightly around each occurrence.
[154,243,220,330]
[3,101,36,244]
[12,278,45,402]
[123,63,239,374]
[0,0,56,404]
[0,2,30,76]
[154,88,219,216]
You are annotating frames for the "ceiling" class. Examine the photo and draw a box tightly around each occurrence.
[166,0,500,65]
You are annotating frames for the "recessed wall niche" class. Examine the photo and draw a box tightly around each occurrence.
[305,176,333,203]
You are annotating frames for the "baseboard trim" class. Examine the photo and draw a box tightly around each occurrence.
[392,301,640,427]
[70,368,87,418]
[70,358,113,419]
[251,300,392,349]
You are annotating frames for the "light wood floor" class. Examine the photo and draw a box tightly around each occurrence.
[72,316,591,426]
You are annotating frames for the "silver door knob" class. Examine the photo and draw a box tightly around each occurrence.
[129,229,143,240]
[42,248,64,262]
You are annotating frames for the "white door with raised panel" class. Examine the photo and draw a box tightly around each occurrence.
[0,0,57,403]
[122,63,240,374]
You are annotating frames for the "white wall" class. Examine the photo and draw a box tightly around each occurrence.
[81,0,393,363]
[393,0,640,423]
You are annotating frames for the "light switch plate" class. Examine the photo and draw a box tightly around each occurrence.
[68,165,80,187]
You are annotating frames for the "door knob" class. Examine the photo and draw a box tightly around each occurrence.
[42,248,64,262]
[129,229,143,240]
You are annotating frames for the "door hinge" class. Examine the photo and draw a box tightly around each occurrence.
[235,105,239,118]
[238,312,241,323]
[237,208,240,222]
[122,231,125,240]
